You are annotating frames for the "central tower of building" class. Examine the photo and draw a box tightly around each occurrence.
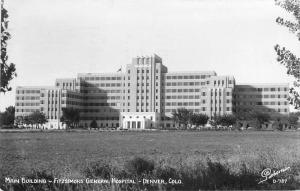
[121,54,167,113]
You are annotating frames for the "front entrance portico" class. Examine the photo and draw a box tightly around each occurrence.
[120,112,160,129]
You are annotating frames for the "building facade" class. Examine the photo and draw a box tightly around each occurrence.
[14,54,290,129]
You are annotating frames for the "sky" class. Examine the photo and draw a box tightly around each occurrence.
[0,0,299,111]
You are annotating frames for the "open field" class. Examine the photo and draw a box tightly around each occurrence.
[0,130,300,190]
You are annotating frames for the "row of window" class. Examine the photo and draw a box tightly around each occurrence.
[163,89,231,96]
[62,93,83,99]
[164,89,203,93]
[80,83,122,88]
[164,101,230,106]
[235,101,288,106]
[16,103,39,106]
[164,94,231,99]
[64,102,118,106]
[136,76,157,80]
[165,75,211,80]
[164,107,231,113]
[80,90,122,93]
[16,90,40,94]
[236,108,288,113]
[41,93,60,98]
[80,109,118,113]
[236,87,288,92]
[47,115,59,120]
[80,116,119,120]
[235,94,288,99]
[16,96,40,100]
[81,96,121,100]
[136,69,152,74]
[57,82,74,87]
[135,109,159,112]
[16,109,39,113]
[79,76,122,81]
[166,82,208,86]
[47,108,59,111]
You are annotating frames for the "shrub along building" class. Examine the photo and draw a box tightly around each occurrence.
[14,54,290,129]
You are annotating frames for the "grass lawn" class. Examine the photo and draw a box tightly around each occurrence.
[1,130,299,179]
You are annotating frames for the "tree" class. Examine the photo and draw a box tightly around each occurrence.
[23,115,33,128]
[288,112,299,128]
[171,108,192,129]
[1,106,15,126]
[275,0,300,109]
[1,0,17,93]
[90,120,98,129]
[234,109,272,129]
[234,108,254,121]
[250,111,271,129]
[190,113,209,127]
[30,111,48,128]
[61,108,80,129]
[14,116,24,127]
[215,114,237,128]
[209,119,218,129]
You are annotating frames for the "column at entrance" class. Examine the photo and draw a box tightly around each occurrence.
[141,120,145,129]
[137,121,141,129]
[127,121,130,129]
[132,121,136,129]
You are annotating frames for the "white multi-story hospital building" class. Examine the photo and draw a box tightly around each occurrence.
[15,54,290,129]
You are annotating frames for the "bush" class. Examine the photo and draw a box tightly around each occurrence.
[90,120,98,129]
[84,160,111,179]
[125,157,155,176]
